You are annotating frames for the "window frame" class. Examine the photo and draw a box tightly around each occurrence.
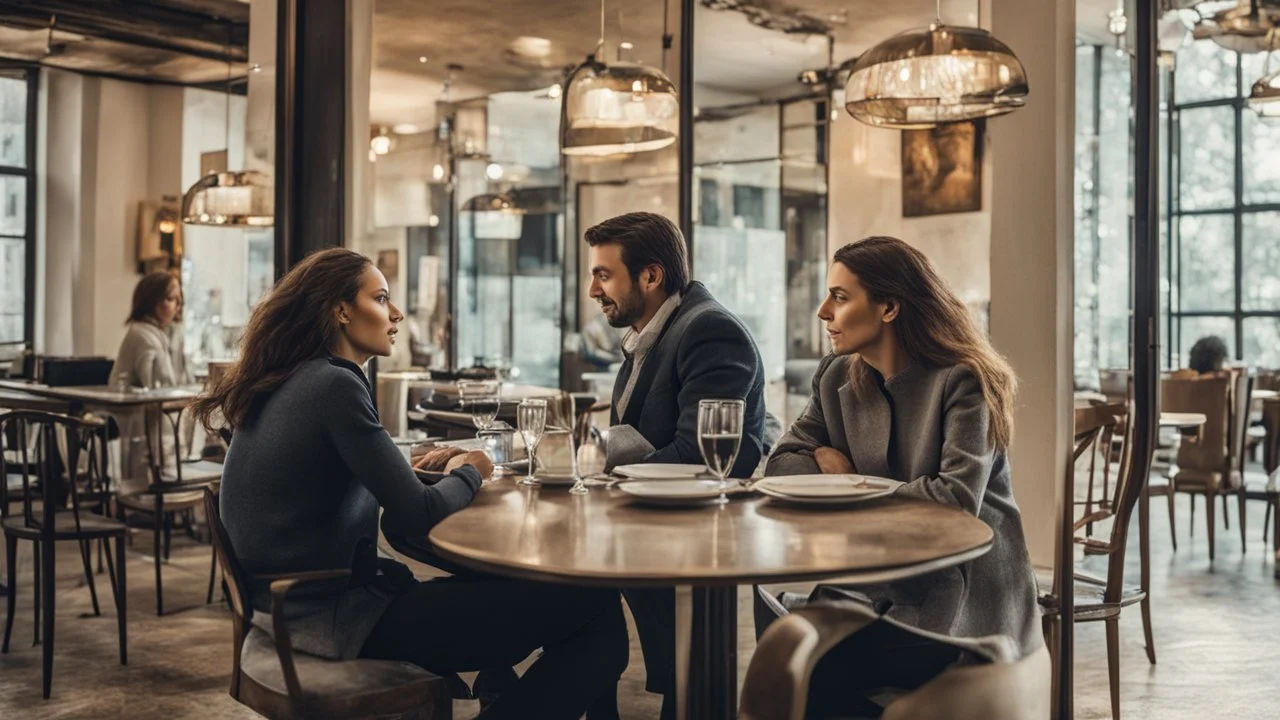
[1167,48,1280,367]
[0,63,37,346]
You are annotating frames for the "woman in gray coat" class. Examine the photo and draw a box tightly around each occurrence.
[762,236,1042,717]
[109,271,191,481]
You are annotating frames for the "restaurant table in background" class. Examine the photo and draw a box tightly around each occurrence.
[428,480,994,720]
[376,371,563,438]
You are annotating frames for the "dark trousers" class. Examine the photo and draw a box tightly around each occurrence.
[754,591,961,719]
[360,575,629,720]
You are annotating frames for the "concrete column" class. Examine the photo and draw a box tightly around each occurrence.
[988,0,1075,570]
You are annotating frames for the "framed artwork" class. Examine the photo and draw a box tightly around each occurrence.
[376,249,400,278]
[901,119,984,217]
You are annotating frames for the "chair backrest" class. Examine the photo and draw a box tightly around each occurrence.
[0,410,108,531]
[203,487,252,625]
[1227,370,1252,474]
[1162,375,1232,474]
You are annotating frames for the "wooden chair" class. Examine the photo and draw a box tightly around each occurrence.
[1161,372,1251,561]
[1,410,127,699]
[738,603,1050,720]
[202,489,451,719]
[1043,402,1150,720]
[116,403,222,615]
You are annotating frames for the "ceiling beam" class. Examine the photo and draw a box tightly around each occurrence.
[0,0,248,64]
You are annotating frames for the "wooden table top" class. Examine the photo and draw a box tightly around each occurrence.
[0,380,202,408]
[428,479,994,589]
[0,389,75,413]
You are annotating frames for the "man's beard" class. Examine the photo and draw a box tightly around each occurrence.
[599,286,645,328]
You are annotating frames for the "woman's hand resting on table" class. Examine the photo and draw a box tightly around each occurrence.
[445,450,494,479]
[814,447,854,474]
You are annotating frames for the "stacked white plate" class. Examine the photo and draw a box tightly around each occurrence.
[613,463,710,480]
[615,479,735,506]
[754,474,901,506]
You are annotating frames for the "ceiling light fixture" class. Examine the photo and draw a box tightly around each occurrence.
[1249,40,1280,119]
[1191,0,1280,53]
[461,192,525,241]
[561,0,679,156]
[182,29,272,227]
[843,0,1029,129]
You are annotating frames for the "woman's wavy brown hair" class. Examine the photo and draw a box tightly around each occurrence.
[834,236,1017,449]
[190,247,371,432]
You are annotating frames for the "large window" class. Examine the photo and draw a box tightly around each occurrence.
[1074,46,1133,387]
[0,66,35,346]
[1167,41,1280,369]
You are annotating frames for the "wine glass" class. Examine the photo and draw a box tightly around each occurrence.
[697,399,744,504]
[570,429,605,496]
[517,399,548,486]
[458,380,500,430]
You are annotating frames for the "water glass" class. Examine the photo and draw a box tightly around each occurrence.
[697,399,744,504]
[517,399,548,486]
[572,430,607,496]
[458,380,500,430]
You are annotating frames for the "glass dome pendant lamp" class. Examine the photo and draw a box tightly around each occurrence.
[1249,42,1280,120]
[182,43,273,227]
[843,0,1030,129]
[560,0,679,156]
[1191,0,1280,53]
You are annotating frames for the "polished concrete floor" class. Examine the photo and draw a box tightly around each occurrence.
[0,481,1276,719]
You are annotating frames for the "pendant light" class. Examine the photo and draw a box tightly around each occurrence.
[182,32,273,227]
[461,192,525,241]
[1249,41,1280,119]
[843,0,1029,129]
[560,0,679,156]
[1191,0,1280,53]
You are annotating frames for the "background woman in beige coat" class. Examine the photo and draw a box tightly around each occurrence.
[110,271,191,483]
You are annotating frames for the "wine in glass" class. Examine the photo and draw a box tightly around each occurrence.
[458,380,500,430]
[697,399,744,504]
[517,399,548,486]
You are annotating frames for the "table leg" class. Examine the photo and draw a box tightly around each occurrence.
[675,586,738,720]
[1270,492,1280,579]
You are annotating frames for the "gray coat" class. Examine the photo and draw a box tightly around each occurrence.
[766,354,1043,658]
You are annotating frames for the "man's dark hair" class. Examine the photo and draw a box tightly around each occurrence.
[584,212,690,295]
[1188,335,1229,374]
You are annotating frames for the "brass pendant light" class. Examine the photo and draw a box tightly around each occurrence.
[843,0,1029,129]
[560,0,679,156]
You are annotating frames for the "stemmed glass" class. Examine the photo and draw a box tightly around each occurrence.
[517,399,547,486]
[458,380,500,430]
[697,399,744,504]
[571,429,606,496]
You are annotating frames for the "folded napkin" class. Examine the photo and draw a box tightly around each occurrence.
[601,424,656,471]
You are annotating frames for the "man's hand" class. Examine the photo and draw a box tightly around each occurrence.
[446,450,494,479]
[814,447,854,475]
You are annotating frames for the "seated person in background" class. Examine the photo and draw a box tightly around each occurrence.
[110,271,192,480]
[1188,335,1229,375]
[193,248,626,720]
[761,236,1042,718]
[583,211,767,718]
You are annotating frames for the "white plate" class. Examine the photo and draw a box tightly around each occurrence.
[755,474,901,505]
[616,479,732,506]
[613,463,709,480]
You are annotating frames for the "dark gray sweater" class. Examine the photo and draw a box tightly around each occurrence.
[219,355,481,659]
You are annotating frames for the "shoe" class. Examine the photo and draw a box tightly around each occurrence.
[473,666,519,711]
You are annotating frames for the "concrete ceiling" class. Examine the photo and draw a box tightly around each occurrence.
[369,0,1130,128]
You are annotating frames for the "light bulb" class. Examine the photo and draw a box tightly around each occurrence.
[486,163,504,180]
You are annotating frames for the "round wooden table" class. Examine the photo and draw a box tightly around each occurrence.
[429,479,994,720]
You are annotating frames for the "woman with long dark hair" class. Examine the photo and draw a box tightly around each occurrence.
[193,248,626,719]
[761,236,1041,716]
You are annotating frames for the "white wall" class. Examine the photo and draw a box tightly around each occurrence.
[89,79,153,355]
[827,115,993,306]
[37,73,248,358]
